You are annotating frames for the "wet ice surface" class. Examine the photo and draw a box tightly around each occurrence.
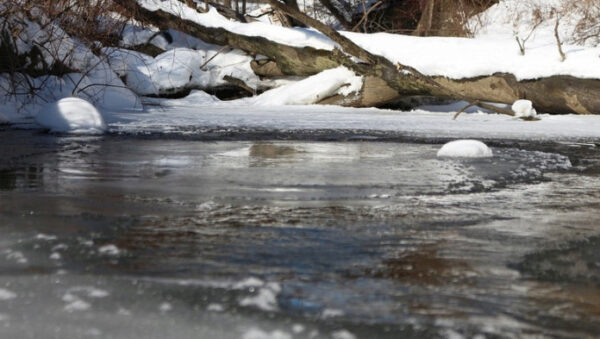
[1,128,600,338]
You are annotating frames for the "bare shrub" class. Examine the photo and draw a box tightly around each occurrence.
[569,0,600,46]
[0,0,137,112]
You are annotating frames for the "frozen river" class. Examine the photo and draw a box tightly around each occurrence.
[1,127,600,338]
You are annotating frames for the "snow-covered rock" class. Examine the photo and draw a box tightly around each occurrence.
[511,99,537,118]
[437,140,493,158]
[35,97,106,134]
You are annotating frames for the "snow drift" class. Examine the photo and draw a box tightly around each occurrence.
[249,67,363,106]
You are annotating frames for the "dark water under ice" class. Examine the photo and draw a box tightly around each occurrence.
[1,127,600,338]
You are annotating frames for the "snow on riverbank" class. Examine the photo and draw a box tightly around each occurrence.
[105,46,259,96]
[103,102,600,142]
[343,31,600,80]
[136,0,600,81]
[35,97,106,134]
[137,1,335,50]
[2,0,599,135]
[248,67,362,106]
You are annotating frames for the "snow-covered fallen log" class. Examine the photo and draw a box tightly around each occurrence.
[248,66,363,105]
[113,0,339,76]
[113,0,600,114]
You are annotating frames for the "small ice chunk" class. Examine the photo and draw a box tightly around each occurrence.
[159,302,172,313]
[332,330,357,339]
[50,252,62,260]
[117,307,132,316]
[69,286,109,298]
[64,299,91,312]
[207,303,224,312]
[35,97,106,134]
[511,99,537,118]
[51,244,68,251]
[239,283,281,312]
[88,289,109,298]
[291,324,305,334]
[80,239,94,247]
[233,277,264,290]
[0,288,16,300]
[63,293,91,312]
[5,250,27,264]
[437,140,493,158]
[98,244,120,256]
[321,308,344,319]
[242,328,292,339]
[36,234,57,241]
[196,200,219,212]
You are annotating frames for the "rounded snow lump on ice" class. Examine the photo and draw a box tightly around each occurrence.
[511,99,537,118]
[35,97,106,134]
[437,140,493,158]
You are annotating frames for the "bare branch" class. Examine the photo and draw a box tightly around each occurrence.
[266,0,377,64]
[554,17,566,62]
[454,100,515,120]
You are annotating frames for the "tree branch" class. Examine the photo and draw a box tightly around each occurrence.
[266,0,377,64]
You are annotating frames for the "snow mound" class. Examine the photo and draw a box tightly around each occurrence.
[119,47,258,96]
[35,97,106,134]
[512,100,537,118]
[437,140,493,158]
[250,67,362,105]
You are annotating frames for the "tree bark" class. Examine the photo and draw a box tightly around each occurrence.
[414,0,435,36]
[277,0,306,27]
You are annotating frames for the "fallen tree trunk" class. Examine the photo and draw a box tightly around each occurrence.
[114,0,600,114]
[268,0,600,114]
[112,0,337,76]
[435,73,600,114]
